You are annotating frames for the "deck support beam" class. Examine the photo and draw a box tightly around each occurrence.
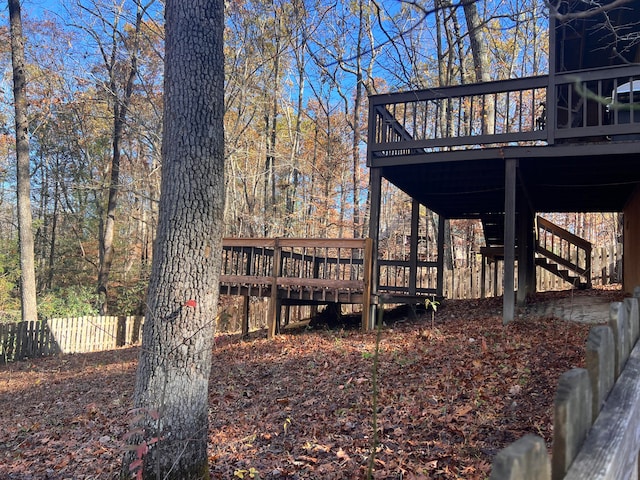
[504,159,517,324]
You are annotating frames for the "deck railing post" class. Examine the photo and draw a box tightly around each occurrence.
[362,238,374,331]
[268,239,282,339]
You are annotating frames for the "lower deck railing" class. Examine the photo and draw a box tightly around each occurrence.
[220,238,375,336]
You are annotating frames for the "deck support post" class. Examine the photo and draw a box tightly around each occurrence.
[504,159,517,324]
[268,239,282,339]
[517,205,536,306]
[409,199,420,296]
[242,296,250,337]
[242,248,253,337]
[437,214,445,299]
[367,167,382,330]
[362,238,374,331]
[481,256,487,298]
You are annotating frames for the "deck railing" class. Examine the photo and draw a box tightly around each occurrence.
[377,259,438,297]
[221,238,372,298]
[220,238,374,335]
[368,64,640,162]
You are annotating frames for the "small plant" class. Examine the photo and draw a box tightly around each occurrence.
[424,296,440,329]
[234,467,260,479]
[123,407,163,480]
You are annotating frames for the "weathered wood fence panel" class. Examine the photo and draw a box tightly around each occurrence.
[0,316,143,364]
[490,290,640,479]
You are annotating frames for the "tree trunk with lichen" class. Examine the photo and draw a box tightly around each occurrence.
[122,1,225,478]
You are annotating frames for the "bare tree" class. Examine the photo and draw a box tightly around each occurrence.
[73,0,151,314]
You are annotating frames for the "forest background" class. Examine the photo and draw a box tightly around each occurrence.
[0,0,622,321]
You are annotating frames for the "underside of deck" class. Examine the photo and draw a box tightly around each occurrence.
[378,142,640,219]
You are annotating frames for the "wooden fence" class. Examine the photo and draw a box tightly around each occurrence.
[0,315,143,364]
[443,244,622,300]
[491,289,640,479]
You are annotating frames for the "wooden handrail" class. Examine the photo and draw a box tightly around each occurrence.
[536,216,592,284]
[537,216,592,251]
[368,64,640,157]
[223,237,368,249]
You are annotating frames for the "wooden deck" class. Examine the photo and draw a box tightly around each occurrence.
[367,64,640,218]
[220,238,375,337]
[220,237,449,336]
[367,63,640,323]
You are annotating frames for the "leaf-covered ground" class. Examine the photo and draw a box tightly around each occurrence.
[0,289,624,479]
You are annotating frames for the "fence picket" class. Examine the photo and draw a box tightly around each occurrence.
[490,435,550,480]
[0,315,145,364]
[552,369,593,480]
[585,326,615,422]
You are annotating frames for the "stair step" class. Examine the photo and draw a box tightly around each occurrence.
[483,215,592,289]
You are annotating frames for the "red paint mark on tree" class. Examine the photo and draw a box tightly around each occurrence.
[183,299,197,308]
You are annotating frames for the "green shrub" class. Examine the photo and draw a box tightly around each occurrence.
[38,285,100,319]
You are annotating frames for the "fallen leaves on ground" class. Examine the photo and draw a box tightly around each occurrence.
[0,289,624,479]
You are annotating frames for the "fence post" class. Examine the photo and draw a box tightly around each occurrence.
[490,434,550,480]
[610,302,630,377]
[586,325,615,422]
[552,368,592,480]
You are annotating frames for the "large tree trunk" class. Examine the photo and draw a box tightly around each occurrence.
[122,0,225,478]
[9,0,38,322]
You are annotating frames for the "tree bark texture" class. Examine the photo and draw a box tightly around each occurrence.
[124,1,225,478]
[9,0,38,322]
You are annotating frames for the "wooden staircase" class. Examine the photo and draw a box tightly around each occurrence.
[480,215,592,289]
[534,256,588,289]
[535,216,591,289]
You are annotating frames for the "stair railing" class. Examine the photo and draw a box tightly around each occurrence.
[536,216,592,288]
